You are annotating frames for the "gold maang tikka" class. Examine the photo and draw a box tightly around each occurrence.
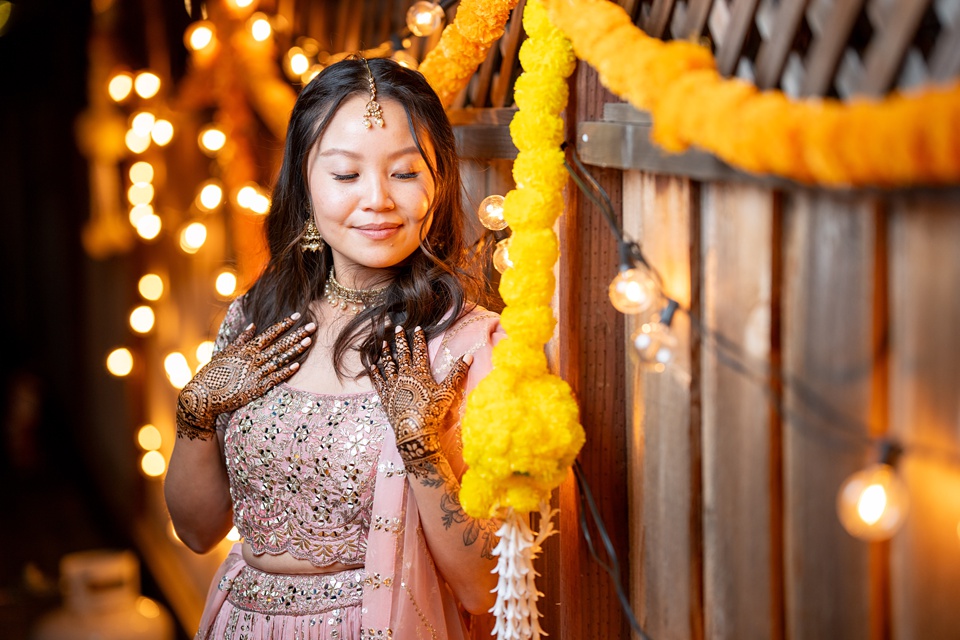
[360,58,385,129]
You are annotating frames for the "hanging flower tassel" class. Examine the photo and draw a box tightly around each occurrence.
[490,502,559,640]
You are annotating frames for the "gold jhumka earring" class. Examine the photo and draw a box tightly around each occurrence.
[300,217,325,253]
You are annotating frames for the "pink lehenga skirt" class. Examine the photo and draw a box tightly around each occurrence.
[196,546,364,640]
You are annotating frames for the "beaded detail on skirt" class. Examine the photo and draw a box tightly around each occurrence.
[222,565,365,616]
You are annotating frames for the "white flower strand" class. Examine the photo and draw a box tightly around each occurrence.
[490,502,559,640]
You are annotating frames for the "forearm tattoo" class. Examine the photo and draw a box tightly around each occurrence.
[438,481,500,561]
[369,326,469,478]
[176,316,313,440]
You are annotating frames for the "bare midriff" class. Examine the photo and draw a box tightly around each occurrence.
[242,541,364,575]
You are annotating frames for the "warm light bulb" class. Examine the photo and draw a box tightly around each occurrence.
[129,204,153,226]
[164,352,193,389]
[493,237,513,274]
[127,183,154,206]
[136,597,161,619]
[137,424,162,451]
[139,273,164,300]
[249,14,272,41]
[151,119,174,146]
[406,1,445,37]
[129,161,154,184]
[196,341,215,367]
[134,72,161,98]
[631,321,677,372]
[837,463,908,541]
[391,50,418,70]
[129,305,156,334]
[197,182,223,211]
[140,450,166,477]
[609,267,658,315]
[135,213,162,240]
[302,65,323,84]
[106,348,134,376]
[236,185,258,209]
[215,270,238,297]
[131,111,156,136]
[125,129,151,154]
[250,193,270,214]
[184,21,215,51]
[478,194,507,231]
[108,72,133,102]
[199,126,226,154]
[227,0,255,8]
[180,222,208,253]
[288,50,309,76]
[226,526,241,542]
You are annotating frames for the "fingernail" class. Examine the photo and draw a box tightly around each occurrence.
[382,340,388,348]
[305,322,317,331]
[414,325,422,332]
[301,337,311,346]
[290,362,299,370]
[291,312,301,320]
[464,354,474,365]
[395,325,403,333]
[245,323,255,330]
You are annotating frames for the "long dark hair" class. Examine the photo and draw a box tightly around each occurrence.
[243,57,485,379]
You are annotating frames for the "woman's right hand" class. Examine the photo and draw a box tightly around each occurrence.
[176,313,316,440]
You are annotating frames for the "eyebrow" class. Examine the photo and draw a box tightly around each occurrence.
[316,146,423,160]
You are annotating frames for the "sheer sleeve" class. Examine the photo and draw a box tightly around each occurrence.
[429,307,506,480]
[211,296,248,433]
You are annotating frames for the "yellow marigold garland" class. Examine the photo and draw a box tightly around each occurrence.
[419,0,520,107]
[543,0,960,187]
[459,0,584,519]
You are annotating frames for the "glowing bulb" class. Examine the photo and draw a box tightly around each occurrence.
[141,450,166,477]
[478,194,507,231]
[236,184,258,209]
[250,193,270,214]
[137,424,162,451]
[106,348,134,376]
[129,161,154,184]
[184,21,215,51]
[609,267,658,315]
[391,49,419,70]
[631,321,677,372]
[226,526,241,542]
[108,72,133,102]
[135,214,162,240]
[837,463,908,541]
[134,72,160,99]
[129,204,153,227]
[164,352,193,389]
[180,222,208,253]
[215,270,238,297]
[196,340,215,367]
[302,65,323,84]
[129,305,156,334]
[197,182,223,211]
[151,119,174,146]
[125,129,151,154]
[227,0,255,8]
[127,183,154,206]
[406,1,445,37]
[136,597,161,619]
[249,14,271,41]
[199,126,226,154]
[288,50,309,76]
[131,111,156,136]
[493,237,513,274]
[139,273,164,300]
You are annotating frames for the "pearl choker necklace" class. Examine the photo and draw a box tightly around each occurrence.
[324,272,388,314]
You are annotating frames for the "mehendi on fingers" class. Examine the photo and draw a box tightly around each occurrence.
[176,315,315,440]
[370,326,470,478]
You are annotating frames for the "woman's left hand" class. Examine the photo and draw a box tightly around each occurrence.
[369,325,471,478]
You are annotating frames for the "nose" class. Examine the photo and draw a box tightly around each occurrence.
[361,174,395,211]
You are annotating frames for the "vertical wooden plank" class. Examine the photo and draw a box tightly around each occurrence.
[782,192,876,640]
[625,171,701,640]
[700,182,781,640]
[889,196,960,640]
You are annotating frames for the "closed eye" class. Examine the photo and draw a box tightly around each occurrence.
[333,173,359,181]
[394,172,419,180]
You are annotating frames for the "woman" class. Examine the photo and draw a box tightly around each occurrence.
[164,57,503,639]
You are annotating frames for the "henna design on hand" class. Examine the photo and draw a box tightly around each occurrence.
[176,314,315,440]
[369,325,470,478]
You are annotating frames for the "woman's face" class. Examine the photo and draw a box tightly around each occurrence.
[306,95,437,285]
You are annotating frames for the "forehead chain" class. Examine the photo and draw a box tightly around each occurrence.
[361,58,385,129]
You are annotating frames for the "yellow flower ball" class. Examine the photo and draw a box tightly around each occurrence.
[491,337,548,374]
[511,147,567,193]
[499,263,555,307]
[499,304,556,345]
[514,72,569,115]
[509,229,559,271]
[503,186,564,230]
[510,109,565,151]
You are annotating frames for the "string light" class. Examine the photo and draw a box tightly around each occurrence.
[392,49,419,70]
[837,443,909,541]
[140,450,166,477]
[164,352,193,389]
[630,300,678,372]
[138,273,164,300]
[129,204,153,226]
[129,161,154,184]
[129,305,156,334]
[478,194,508,231]
[406,1,445,37]
[286,47,310,78]
[106,348,134,377]
[131,111,156,136]
[196,181,223,211]
[302,65,323,84]
[133,71,160,99]
[226,0,256,10]
[136,424,162,451]
[215,269,238,297]
[127,183,154,206]
[180,222,208,254]
[609,266,658,316]
[108,72,133,102]
[135,213,162,240]
[151,119,174,146]
[493,237,513,274]
[196,341,215,368]
[248,13,272,41]
[184,21,216,52]
[124,129,151,154]
[198,125,226,155]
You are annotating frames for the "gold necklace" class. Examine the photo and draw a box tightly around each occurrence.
[323,271,388,314]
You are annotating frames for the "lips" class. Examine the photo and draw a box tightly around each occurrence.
[355,223,401,240]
